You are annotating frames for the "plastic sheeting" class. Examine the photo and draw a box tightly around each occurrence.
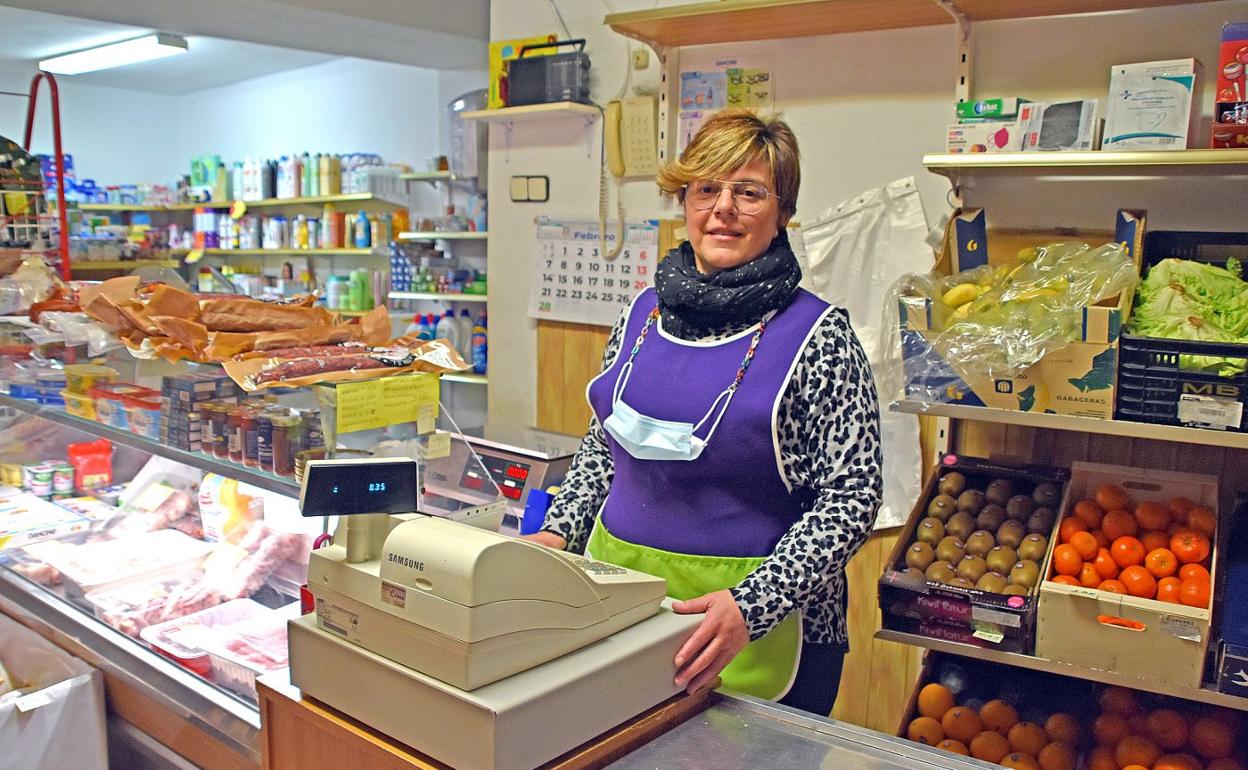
[797,177,933,530]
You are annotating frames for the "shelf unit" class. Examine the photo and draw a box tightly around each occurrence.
[387,291,488,304]
[399,170,456,182]
[460,102,599,124]
[172,248,377,257]
[80,192,406,213]
[396,231,488,241]
[69,259,181,270]
[441,372,488,386]
[0,394,298,497]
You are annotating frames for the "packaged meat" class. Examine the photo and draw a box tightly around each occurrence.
[196,601,299,699]
[46,529,214,599]
[140,598,272,678]
[85,577,189,636]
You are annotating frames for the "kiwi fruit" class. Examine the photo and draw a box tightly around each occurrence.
[926,494,957,522]
[948,577,975,589]
[925,560,956,583]
[976,504,1007,533]
[900,567,926,582]
[985,479,1014,507]
[935,536,966,565]
[1026,507,1056,535]
[976,572,1008,593]
[915,517,946,546]
[905,541,935,570]
[1005,495,1035,520]
[965,530,996,557]
[946,512,976,541]
[996,520,1026,549]
[956,555,988,583]
[1008,559,1041,589]
[1018,533,1048,562]
[956,489,986,515]
[938,472,967,498]
[985,545,1018,576]
[1002,584,1029,596]
[1032,481,1060,508]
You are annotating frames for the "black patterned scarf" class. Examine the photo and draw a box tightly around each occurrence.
[653,229,803,337]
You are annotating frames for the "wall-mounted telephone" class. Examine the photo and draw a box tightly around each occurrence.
[604,96,659,178]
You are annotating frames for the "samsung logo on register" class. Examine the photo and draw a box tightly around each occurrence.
[388,553,424,571]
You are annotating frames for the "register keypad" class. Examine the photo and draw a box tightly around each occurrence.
[564,554,629,576]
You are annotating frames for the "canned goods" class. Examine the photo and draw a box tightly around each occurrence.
[52,463,75,494]
[30,466,53,497]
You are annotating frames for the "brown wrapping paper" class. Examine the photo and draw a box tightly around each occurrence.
[222,337,469,391]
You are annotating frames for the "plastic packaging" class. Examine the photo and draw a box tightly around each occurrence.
[472,311,488,375]
[195,602,298,699]
[49,529,214,599]
[61,390,95,419]
[89,383,158,430]
[140,597,273,678]
[122,389,162,439]
[64,364,117,395]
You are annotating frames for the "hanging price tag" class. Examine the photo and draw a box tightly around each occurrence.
[229,200,247,220]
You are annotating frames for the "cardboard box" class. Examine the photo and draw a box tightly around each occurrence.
[946,120,1022,153]
[1036,461,1219,690]
[1103,59,1201,151]
[956,98,1028,120]
[879,455,1069,654]
[1210,23,1248,149]
[488,34,558,109]
[1020,100,1101,151]
[898,209,1145,420]
[1217,642,1248,697]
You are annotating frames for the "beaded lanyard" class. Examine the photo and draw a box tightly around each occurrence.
[623,306,770,393]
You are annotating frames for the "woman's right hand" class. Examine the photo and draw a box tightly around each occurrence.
[520,531,567,550]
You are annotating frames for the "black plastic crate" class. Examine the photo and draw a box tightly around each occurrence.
[1115,230,1248,432]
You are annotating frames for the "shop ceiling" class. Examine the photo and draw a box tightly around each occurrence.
[0,0,488,92]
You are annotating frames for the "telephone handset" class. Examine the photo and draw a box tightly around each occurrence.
[600,95,659,260]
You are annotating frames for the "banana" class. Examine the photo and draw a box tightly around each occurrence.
[941,283,981,308]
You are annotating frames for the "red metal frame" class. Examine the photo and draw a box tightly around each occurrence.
[21,72,71,281]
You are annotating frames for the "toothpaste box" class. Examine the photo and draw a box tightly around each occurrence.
[1103,59,1201,151]
[946,120,1023,153]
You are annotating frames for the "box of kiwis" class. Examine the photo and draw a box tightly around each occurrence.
[879,454,1070,653]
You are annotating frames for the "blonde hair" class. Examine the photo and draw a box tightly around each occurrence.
[657,109,799,222]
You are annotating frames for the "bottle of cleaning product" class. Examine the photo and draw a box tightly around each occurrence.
[456,308,473,361]
[435,309,461,352]
[213,162,228,202]
[231,161,244,201]
[309,153,321,197]
[300,151,312,197]
[291,154,303,198]
[322,203,338,249]
[277,156,290,198]
[414,313,434,341]
[354,210,370,248]
[471,311,488,375]
[262,159,276,199]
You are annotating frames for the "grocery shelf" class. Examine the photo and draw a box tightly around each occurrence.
[875,629,1248,712]
[80,192,404,213]
[606,0,1206,47]
[0,394,298,497]
[77,203,170,213]
[172,248,377,257]
[460,102,599,123]
[923,149,1248,179]
[70,259,180,270]
[441,372,487,386]
[400,170,456,182]
[387,291,488,303]
[890,400,1248,451]
[397,231,488,241]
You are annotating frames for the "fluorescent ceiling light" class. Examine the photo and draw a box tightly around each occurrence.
[40,34,188,75]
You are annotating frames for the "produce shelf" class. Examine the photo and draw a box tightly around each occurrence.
[387,291,488,303]
[0,394,298,497]
[460,102,598,123]
[80,192,404,213]
[923,149,1248,178]
[890,400,1248,451]
[441,372,487,386]
[70,259,181,270]
[396,231,487,241]
[875,629,1248,712]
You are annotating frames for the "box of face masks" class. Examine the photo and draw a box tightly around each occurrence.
[1103,59,1201,151]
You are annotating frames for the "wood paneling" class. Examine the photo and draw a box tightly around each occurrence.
[536,320,611,436]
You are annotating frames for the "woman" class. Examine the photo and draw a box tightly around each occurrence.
[526,109,882,716]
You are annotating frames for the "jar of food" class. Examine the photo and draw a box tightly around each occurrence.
[299,409,325,453]
[242,406,262,468]
[270,414,301,477]
[227,406,248,464]
[256,408,285,472]
[205,403,230,459]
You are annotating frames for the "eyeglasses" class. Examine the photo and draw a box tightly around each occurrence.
[683,179,779,215]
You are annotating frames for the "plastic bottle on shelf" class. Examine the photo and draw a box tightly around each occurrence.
[262,159,276,199]
[322,203,338,248]
[277,156,291,198]
[354,210,370,248]
[471,311,488,375]
[300,152,312,197]
[309,153,321,197]
[456,308,473,361]
[214,162,229,202]
[435,309,461,352]
[231,161,244,201]
[326,275,348,310]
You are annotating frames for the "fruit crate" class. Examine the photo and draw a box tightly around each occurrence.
[1036,461,1219,691]
[879,455,1070,654]
[1115,230,1248,433]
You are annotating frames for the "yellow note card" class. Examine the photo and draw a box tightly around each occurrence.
[425,432,451,459]
[336,374,440,434]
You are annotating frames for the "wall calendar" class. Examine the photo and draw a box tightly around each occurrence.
[528,218,661,327]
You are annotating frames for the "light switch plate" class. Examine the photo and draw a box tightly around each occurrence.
[509,176,529,202]
[526,176,549,202]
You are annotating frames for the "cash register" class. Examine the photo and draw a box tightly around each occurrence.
[288,451,701,770]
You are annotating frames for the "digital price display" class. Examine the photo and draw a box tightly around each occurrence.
[505,465,529,481]
[300,458,419,518]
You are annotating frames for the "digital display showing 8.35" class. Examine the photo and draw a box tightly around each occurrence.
[300,459,419,518]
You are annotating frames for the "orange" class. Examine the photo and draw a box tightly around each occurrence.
[1156,576,1182,603]
[1179,578,1211,608]
[1171,531,1211,564]
[1093,548,1121,579]
[1086,746,1118,770]
[1093,529,1111,549]
[1168,496,1195,523]
[1192,709,1235,752]
[1044,713,1081,746]
[1007,721,1048,757]
[1074,499,1105,529]
[1145,548,1178,578]
[1142,530,1171,552]
[1079,562,1103,589]
[1144,709,1190,750]
[1059,516,1088,544]
[1111,536,1146,568]
[1096,483,1131,511]
[941,706,984,744]
[1001,753,1042,770]
[1208,759,1248,770]
[1120,565,1158,599]
[1179,563,1212,583]
[1122,766,1151,770]
[1052,544,1083,577]
[1135,500,1171,531]
[1154,754,1204,770]
[1050,575,1080,586]
[1116,734,1163,768]
[1037,742,1077,770]
[980,699,1020,734]
[1099,579,1127,594]
[936,739,969,756]
[1103,509,1140,540]
[970,730,1011,763]
[1100,687,1141,716]
[1070,530,1099,560]
[907,716,945,745]
[1187,505,1216,538]
[1129,713,1150,736]
[917,683,956,719]
[1093,712,1133,745]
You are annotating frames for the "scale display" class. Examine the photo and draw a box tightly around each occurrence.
[300,458,419,518]
[461,455,533,502]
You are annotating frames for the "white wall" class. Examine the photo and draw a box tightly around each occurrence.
[486,0,1248,427]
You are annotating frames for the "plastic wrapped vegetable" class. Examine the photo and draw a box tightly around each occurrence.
[1127,257,1248,375]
